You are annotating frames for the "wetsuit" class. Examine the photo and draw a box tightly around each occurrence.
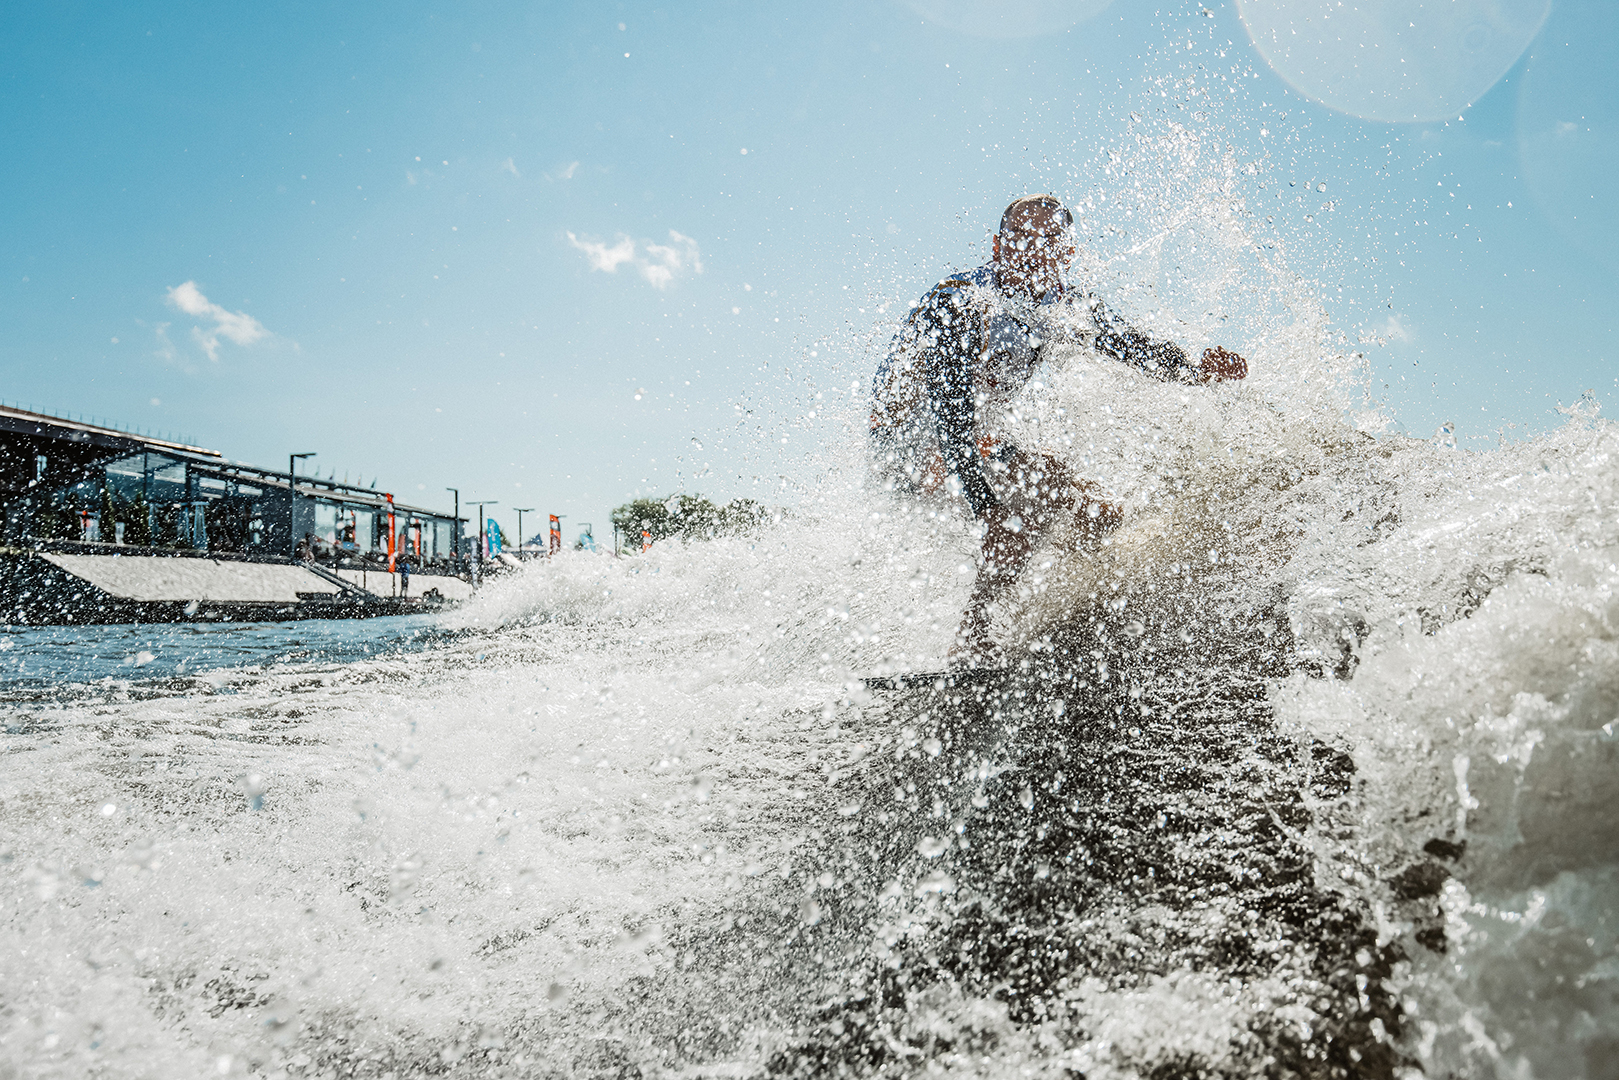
[870,262,1199,517]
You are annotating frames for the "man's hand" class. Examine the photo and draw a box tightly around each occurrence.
[1199,346,1248,382]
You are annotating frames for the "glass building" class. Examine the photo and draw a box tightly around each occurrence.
[1,405,462,571]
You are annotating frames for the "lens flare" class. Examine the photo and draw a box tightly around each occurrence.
[1236,0,1550,123]
[1517,2,1619,274]
[903,0,1115,39]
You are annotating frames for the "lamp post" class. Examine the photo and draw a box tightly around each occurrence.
[469,499,498,584]
[445,487,460,573]
[288,452,316,558]
[513,508,534,561]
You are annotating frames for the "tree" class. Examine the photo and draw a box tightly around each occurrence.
[609,493,771,550]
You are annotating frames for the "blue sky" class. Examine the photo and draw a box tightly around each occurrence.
[2,0,1613,542]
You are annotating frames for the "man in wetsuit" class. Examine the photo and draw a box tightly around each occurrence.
[870,193,1248,663]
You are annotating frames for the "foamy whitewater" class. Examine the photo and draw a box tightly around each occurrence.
[5,135,1617,1078]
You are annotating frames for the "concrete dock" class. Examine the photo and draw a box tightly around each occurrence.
[1,548,474,624]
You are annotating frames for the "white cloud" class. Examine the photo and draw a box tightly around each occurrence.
[164,281,269,362]
[152,322,178,365]
[567,229,703,290]
[640,230,703,288]
[546,160,580,181]
[1381,314,1412,343]
[567,232,637,273]
[501,157,519,177]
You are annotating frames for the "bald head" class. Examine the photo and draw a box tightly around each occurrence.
[1000,194,1073,238]
[993,194,1076,297]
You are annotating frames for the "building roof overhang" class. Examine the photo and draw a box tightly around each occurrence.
[0,405,222,458]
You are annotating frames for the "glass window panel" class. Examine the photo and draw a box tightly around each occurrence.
[313,502,338,543]
[354,509,375,552]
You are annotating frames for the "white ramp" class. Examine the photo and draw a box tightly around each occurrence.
[42,553,340,603]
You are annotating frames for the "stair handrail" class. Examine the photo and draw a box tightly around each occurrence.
[300,561,384,602]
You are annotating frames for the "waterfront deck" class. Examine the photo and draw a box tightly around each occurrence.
[1,546,474,625]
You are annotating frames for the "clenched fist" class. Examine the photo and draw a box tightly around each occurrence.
[1199,346,1248,383]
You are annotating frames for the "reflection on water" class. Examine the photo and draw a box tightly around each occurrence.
[0,615,448,700]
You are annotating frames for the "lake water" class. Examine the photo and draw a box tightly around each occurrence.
[0,616,448,705]
[5,182,1618,1076]
[4,361,1615,1078]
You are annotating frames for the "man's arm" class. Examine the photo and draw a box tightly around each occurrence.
[1088,296,1197,380]
[906,283,998,517]
[1085,296,1248,383]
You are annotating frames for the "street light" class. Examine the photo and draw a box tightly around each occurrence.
[445,487,460,572]
[468,499,498,583]
[513,508,534,560]
[288,452,316,558]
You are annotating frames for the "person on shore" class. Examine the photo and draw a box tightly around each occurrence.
[399,559,410,598]
[870,193,1248,664]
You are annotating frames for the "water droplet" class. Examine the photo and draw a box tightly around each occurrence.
[1018,784,1034,811]
[917,836,949,858]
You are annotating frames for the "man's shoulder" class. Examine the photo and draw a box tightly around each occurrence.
[954,263,996,291]
[901,266,992,325]
[922,263,994,300]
